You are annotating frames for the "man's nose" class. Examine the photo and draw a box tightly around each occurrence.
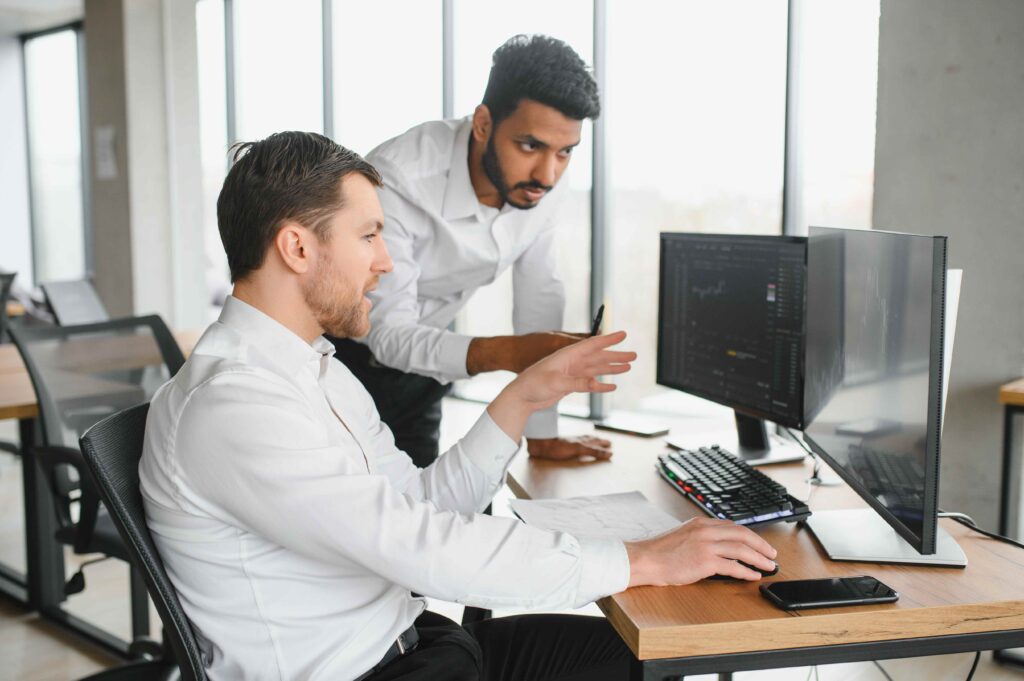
[533,154,558,188]
[375,240,394,273]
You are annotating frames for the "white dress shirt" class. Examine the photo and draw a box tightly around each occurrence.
[362,117,568,438]
[140,297,629,681]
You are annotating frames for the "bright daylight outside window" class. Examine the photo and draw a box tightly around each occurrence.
[23,28,86,284]
[792,0,879,235]
[234,0,323,141]
[331,0,442,156]
[196,0,229,313]
[604,0,789,418]
[452,0,594,413]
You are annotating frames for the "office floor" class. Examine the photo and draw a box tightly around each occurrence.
[2,411,1024,680]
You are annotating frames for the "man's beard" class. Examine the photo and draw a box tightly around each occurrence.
[302,251,370,339]
[481,135,551,210]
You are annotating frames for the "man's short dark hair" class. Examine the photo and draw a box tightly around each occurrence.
[482,34,600,126]
[217,131,382,283]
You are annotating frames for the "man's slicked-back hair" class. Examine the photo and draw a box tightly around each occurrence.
[482,34,600,126]
[217,131,382,283]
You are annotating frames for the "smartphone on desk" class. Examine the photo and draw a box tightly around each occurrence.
[760,576,899,611]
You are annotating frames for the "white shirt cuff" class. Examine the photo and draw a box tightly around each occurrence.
[574,537,631,607]
[458,409,520,482]
[523,407,559,439]
[438,332,474,382]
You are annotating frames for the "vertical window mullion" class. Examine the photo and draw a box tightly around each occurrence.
[442,0,454,119]
[322,0,334,139]
[590,0,608,420]
[223,0,237,150]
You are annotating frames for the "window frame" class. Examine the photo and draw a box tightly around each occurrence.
[20,21,91,287]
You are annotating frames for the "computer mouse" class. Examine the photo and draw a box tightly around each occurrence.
[707,560,779,581]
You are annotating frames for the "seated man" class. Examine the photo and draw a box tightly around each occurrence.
[140,132,777,681]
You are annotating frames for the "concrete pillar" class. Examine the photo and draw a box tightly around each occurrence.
[873,0,1024,527]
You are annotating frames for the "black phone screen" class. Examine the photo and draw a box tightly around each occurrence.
[762,576,897,609]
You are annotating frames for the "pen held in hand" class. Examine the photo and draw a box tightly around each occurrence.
[590,303,605,337]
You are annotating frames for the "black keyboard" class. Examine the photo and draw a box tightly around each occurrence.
[657,446,811,526]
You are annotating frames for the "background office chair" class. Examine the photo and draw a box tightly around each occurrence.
[0,271,21,456]
[0,271,16,342]
[9,315,185,657]
[79,403,206,681]
[41,278,110,326]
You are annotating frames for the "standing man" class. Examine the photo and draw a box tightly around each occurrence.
[330,35,607,467]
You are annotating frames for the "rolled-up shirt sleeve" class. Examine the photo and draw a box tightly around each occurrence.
[173,370,630,610]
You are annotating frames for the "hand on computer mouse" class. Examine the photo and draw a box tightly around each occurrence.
[707,560,780,581]
[624,517,778,586]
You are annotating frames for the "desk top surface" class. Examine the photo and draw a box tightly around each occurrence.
[1001,378,1024,407]
[507,421,1024,660]
[0,329,200,421]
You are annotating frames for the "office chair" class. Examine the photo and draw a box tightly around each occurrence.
[0,271,16,342]
[78,403,207,681]
[41,278,110,326]
[9,315,185,658]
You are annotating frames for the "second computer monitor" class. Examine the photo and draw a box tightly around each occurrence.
[657,233,807,432]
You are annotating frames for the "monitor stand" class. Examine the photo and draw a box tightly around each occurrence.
[664,413,806,466]
[730,412,805,466]
[806,508,967,567]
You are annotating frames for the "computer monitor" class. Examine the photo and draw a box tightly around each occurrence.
[657,233,807,463]
[802,226,965,566]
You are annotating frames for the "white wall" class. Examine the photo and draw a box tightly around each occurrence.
[0,34,34,287]
[874,0,1024,528]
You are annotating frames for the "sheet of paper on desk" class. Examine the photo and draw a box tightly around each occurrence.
[509,491,682,541]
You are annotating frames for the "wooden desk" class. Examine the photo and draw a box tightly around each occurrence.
[507,427,1024,679]
[0,329,200,420]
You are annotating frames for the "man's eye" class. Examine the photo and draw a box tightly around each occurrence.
[363,234,377,242]
[559,148,574,158]
[520,141,539,152]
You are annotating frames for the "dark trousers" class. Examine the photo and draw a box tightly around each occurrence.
[330,338,451,468]
[365,611,633,681]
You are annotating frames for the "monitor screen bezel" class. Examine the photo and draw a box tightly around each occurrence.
[655,232,808,430]
[800,226,947,555]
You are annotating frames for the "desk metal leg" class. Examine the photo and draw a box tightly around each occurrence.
[20,417,65,611]
[996,404,1024,668]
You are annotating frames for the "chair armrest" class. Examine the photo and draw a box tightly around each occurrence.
[32,444,102,553]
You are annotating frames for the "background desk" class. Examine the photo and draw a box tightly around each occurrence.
[507,425,1024,680]
[0,329,199,651]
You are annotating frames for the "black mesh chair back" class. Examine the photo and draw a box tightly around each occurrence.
[42,278,110,326]
[0,271,15,341]
[9,315,183,451]
[8,315,185,651]
[80,404,207,681]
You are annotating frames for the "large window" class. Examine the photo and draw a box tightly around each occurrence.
[604,1,789,415]
[331,0,443,155]
[790,0,880,234]
[23,26,86,284]
[192,1,880,421]
[452,0,595,411]
[233,0,323,141]
[196,0,230,309]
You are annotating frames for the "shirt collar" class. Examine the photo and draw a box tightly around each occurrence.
[218,296,335,378]
[441,118,480,222]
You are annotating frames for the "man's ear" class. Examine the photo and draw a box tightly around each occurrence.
[471,104,493,144]
[274,222,314,275]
